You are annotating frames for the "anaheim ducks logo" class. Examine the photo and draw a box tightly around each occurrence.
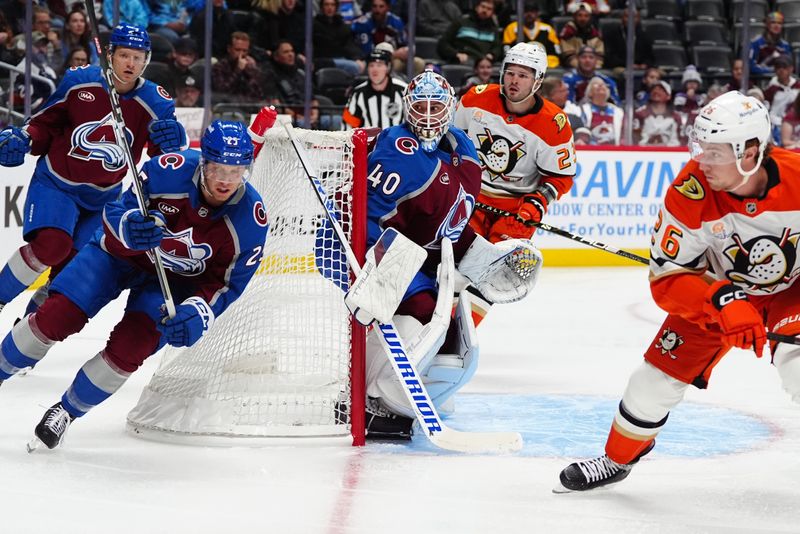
[475,84,489,94]
[723,229,800,291]
[553,112,567,133]
[655,328,684,360]
[674,174,705,200]
[476,128,526,182]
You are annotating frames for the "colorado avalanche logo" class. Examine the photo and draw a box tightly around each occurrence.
[723,229,800,291]
[149,227,213,276]
[475,128,526,182]
[69,113,131,171]
[426,183,475,248]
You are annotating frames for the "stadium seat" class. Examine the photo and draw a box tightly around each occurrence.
[732,22,764,53]
[784,23,800,45]
[685,0,725,22]
[229,9,265,40]
[644,0,681,21]
[414,36,440,60]
[315,67,354,105]
[641,19,680,45]
[730,0,768,23]
[149,33,174,64]
[550,15,572,34]
[597,17,622,38]
[144,61,174,94]
[652,43,688,71]
[778,1,800,23]
[684,20,728,46]
[441,64,473,90]
[692,45,733,73]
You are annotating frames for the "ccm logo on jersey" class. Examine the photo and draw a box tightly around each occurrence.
[158,202,179,215]
[253,201,268,227]
[395,137,418,155]
[77,91,95,102]
[158,153,186,169]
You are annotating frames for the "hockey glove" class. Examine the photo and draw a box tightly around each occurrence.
[516,190,549,226]
[148,119,187,153]
[0,126,30,167]
[120,209,166,251]
[703,280,766,357]
[157,296,215,347]
[490,215,534,241]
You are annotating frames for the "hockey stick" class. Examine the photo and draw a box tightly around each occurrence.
[85,0,175,318]
[476,201,649,265]
[476,203,800,346]
[284,122,522,453]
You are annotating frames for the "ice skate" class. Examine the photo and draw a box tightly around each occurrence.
[27,403,74,452]
[554,441,655,493]
[364,397,414,441]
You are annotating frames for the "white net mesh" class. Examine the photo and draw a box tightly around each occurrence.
[127,128,365,443]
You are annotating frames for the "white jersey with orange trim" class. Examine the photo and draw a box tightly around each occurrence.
[650,147,800,297]
[453,83,576,199]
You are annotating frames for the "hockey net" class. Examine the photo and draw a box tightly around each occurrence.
[127,127,367,445]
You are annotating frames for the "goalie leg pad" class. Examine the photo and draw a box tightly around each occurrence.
[345,228,428,325]
[773,342,800,403]
[421,290,479,409]
[457,235,543,304]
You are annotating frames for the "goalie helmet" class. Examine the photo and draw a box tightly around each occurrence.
[689,91,771,182]
[201,120,254,166]
[501,42,547,101]
[403,70,456,153]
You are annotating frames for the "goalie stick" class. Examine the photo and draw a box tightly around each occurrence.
[84,0,176,318]
[475,204,800,346]
[284,122,522,453]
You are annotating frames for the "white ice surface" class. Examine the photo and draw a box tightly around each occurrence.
[1,267,798,534]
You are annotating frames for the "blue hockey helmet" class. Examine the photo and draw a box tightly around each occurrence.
[109,23,151,52]
[403,69,456,153]
[201,120,254,167]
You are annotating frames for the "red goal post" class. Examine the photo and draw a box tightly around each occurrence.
[127,127,368,446]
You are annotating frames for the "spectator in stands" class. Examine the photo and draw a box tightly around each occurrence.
[211,31,267,104]
[32,7,61,71]
[559,2,604,68]
[634,66,663,107]
[564,45,619,104]
[540,75,586,139]
[633,81,681,146]
[146,0,189,45]
[189,0,235,59]
[266,39,305,112]
[764,54,800,143]
[16,31,58,111]
[174,73,202,107]
[461,56,494,95]
[412,0,462,38]
[342,42,406,129]
[352,0,418,73]
[749,12,793,76]
[602,7,653,72]
[61,8,98,66]
[673,65,706,116]
[313,0,365,76]
[780,93,800,148]
[58,46,89,80]
[706,83,723,101]
[103,0,150,31]
[566,0,610,16]
[579,77,623,145]
[723,58,755,93]
[153,37,199,96]
[437,0,503,66]
[747,86,766,103]
[502,0,560,68]
[264,0,306,57]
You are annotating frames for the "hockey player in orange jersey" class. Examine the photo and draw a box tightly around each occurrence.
[454,41,576,246]
[556,91,800,492]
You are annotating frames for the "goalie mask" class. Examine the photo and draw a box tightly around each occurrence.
[201,120,254,188]
[108,23,151,81]
[501,42,547,103]
[688,91,771,187]
[403,70,456,153]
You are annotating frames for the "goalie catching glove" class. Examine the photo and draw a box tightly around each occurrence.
[0,126,30,167]
[457,235,542,304]
[703,280,766,356]
[344,228,427,326]
[157,296,215,347]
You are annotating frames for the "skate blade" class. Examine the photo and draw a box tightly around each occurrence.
[26,436,44,453]
[17,366,31,377]
[552,482,576,494]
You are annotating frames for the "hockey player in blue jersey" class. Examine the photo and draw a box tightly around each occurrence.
[0,120,269,451]
[342,70,543,439]
[0,23,187,316]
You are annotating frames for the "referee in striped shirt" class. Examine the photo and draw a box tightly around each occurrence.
[342,42,407,129]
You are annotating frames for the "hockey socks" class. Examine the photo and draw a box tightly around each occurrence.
[0,315,54,379]
[0,246,48,305]
[61,352,132,417]
[605,401,667,465]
